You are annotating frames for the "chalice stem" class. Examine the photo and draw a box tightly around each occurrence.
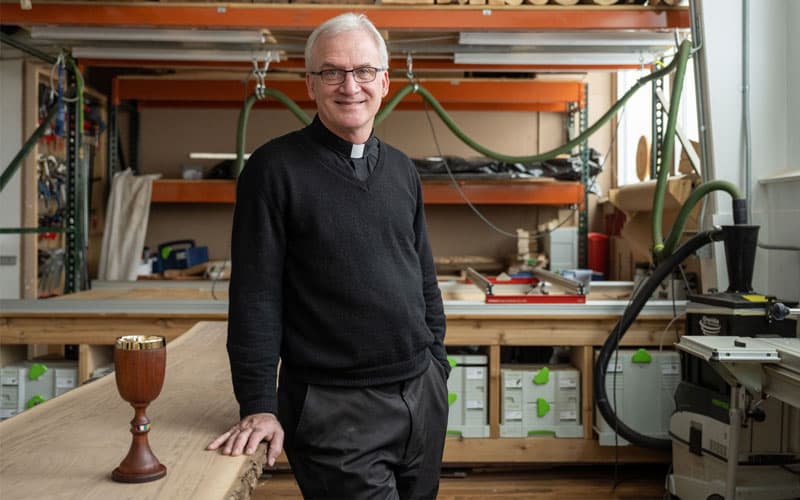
[112,405,167,482]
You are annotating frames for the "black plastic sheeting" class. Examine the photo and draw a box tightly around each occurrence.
[413,148,602,182]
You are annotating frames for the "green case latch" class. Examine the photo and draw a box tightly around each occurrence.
[26,395,45,408]
[533,367,550,385]
[448,393,458,406]
[28,363,48,381]
[536,398,550,418]
[447,356,457,369]
[631,348,652,364]
[527,430,556,437]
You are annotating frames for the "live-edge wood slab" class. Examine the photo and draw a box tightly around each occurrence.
[0,321,265,500]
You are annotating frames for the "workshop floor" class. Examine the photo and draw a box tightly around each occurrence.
[254,464,670,499]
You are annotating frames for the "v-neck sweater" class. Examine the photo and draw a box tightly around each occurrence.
[227,119,447,418]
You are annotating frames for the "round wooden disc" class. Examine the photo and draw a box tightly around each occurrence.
[636,135,650,181]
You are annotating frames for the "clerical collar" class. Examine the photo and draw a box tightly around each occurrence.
[309,115,377,160]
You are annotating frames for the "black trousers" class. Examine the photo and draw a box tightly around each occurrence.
[278,358,449,500]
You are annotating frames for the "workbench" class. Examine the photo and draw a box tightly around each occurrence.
[0,322,265,500]
[1,281,680,464]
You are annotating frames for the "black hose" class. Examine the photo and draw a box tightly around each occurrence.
[593,228,724,449]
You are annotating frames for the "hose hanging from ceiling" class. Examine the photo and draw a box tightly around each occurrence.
[235,40,693,177]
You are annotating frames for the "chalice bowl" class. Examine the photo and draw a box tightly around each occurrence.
[112,335,168,483]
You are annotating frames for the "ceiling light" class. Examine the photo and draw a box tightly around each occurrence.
[459,31,678,49]
[71,47,281,63]
[454,52,659,66]
[31,26,268,44]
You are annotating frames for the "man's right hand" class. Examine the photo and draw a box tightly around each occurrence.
[206,412,284,466]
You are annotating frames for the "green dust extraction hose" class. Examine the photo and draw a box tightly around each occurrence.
[235,89,311,175]
[594,227,725,449]
[376,42,691,164]
[236,42,690,176]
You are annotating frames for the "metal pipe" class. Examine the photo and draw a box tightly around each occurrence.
[464,267,493,295]
[726,387,743,500]
[0,32,57,64]
[690,0,718,231]
[742,0,752,225]
[530,268,584,295]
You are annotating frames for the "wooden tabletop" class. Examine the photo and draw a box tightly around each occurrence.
[0,321,266,500]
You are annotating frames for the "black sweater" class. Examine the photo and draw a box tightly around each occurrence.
[227,118,447,418]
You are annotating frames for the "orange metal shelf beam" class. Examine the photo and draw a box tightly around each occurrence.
[114,77,584,111]
[80,57,645,73]
[422,179,583,205]
[151,179,583,205]
[0,3,689,30]
[151,180,236,204]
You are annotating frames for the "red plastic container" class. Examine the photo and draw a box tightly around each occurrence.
[587,232,609,277]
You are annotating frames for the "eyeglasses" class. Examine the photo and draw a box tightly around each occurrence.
[309,66,384,85]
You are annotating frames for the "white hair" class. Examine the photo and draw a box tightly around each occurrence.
[304,13,389,72]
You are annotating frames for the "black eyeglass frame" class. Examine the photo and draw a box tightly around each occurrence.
[308,66,386,85]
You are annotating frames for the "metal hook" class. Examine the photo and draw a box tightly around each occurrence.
[405,52,415,82]
[251,52,280,100]
[251,57,270,100]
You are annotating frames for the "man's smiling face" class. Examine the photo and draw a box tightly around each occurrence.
[306,29,389,144]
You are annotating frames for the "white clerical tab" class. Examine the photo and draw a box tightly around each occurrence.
[350,143,365,159]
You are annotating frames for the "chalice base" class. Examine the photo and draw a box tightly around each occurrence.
[112,463,167,483]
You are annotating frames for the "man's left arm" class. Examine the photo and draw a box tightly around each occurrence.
[413,176,449,375]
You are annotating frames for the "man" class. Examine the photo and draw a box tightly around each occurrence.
[207,13,450,500]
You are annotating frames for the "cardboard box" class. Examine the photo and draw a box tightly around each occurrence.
[609,236,635,281]
[608,175,701,263]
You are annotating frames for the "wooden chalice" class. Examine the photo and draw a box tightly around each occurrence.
[112,335,168,483]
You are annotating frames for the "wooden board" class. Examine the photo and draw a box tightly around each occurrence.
[54,286,228,301]
[0,322,265,500]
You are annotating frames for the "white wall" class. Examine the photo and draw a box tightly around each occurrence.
[0,59,23,299]
[703,0,800,301]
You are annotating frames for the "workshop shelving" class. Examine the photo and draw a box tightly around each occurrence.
[1,1,690,467]
[17,63,108,300]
